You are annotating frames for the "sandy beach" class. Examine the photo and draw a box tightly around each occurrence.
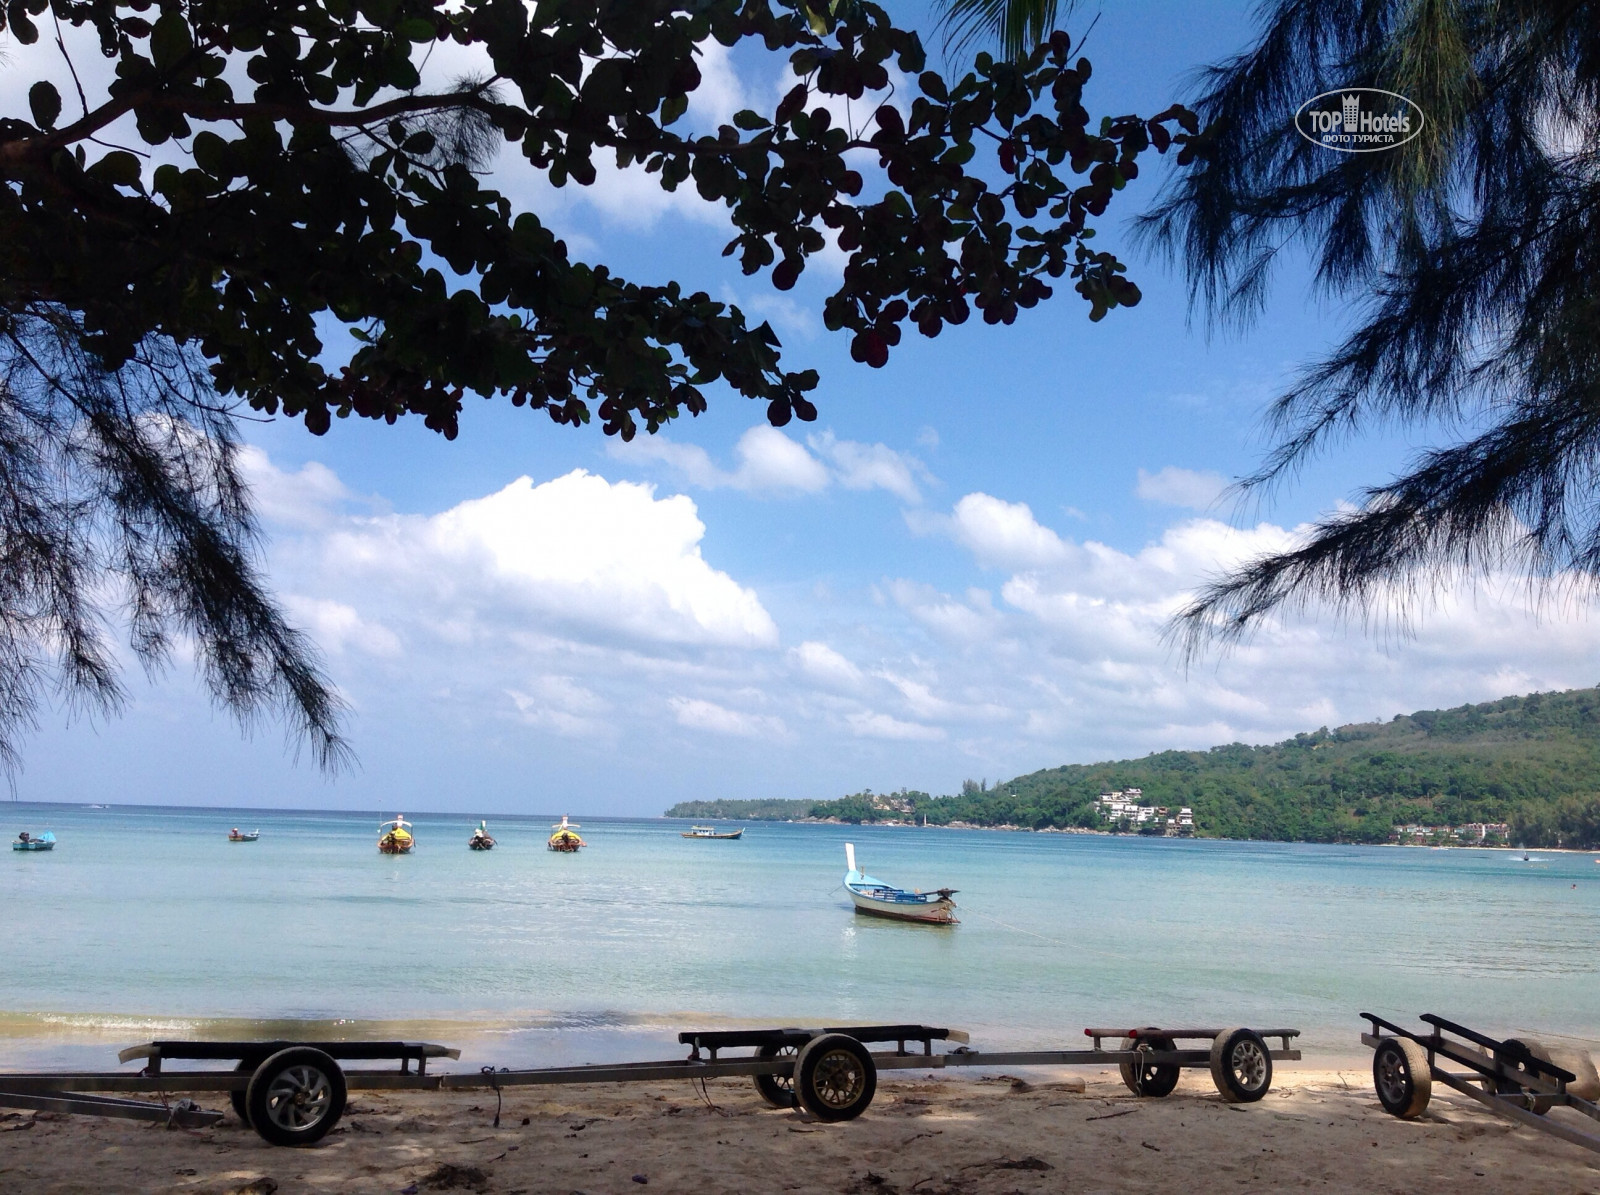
[5,1066,1600,1194]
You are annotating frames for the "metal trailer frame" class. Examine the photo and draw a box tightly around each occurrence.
[1361,1012,1600,1155]
[0,1021,1301,1147]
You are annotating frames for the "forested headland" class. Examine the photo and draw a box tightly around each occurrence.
[666,687,1600,847]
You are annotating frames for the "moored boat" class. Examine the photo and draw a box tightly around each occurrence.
[378,815,415,854]
[548,815,585,852]
[681,825,743,839]
[228,828,260,842]
[12,831,55,852]
[843,842,956,924]
[468,821,496,850]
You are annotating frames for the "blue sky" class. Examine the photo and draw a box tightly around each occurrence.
[8,3,1599,814]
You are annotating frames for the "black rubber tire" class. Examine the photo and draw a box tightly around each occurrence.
[245,1047,347,1147]
[1209,1028,1273,1103]
[793,1033,877,1122]
[1372,1038,1432,1119]
[1118,1032,1181,1098]
[230,1058,253,1125]
[1497,1037,1555,1114]
[754,1043,799,1109]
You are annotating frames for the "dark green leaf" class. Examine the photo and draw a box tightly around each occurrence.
[28,81,60,130]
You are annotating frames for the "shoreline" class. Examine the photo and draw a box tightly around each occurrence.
[6,1067,1600,1193]
[669,815,1600,853]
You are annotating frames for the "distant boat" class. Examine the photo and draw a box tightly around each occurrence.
[468,821,496,851]
[548,816,585,852]
[843,842,956,924]
[12,831,54,852]
[228,829,260,843]
[378,815,415,854]
[681,825,743,839]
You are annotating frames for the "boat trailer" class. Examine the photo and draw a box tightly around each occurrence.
[0,1021,1301,1147]
[1362,1012,1600,1154]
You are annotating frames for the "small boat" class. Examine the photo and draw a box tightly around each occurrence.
[843,843,956,924]
[12,831,55,852]
[681,825,743,839]
[228,829,260,842]
[378,815,415,854]
[548,815,585,852]
[468,821,496,850]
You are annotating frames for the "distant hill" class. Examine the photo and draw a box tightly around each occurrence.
[667,687,1600,847]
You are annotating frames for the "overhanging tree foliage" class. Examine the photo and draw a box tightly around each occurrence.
[2,0,1196,438]
[0,0,1196,762]
[1139,1,1600,652]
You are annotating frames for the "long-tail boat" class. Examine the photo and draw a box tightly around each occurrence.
[547,816,585,852]
[468,821,495,850]
[842,842,956,924]
[378,815,414,854]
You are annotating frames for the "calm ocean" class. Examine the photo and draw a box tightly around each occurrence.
[3,802,1598,1070]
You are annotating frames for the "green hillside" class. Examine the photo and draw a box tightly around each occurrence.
[668,687,1600,847]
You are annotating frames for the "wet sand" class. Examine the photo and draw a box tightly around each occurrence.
[4,1067,1600,1193]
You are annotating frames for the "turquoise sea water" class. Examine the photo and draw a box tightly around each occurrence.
[4,802,1599,1070]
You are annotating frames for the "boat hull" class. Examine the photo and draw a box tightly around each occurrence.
[847,889,957,924]
[11,842,53,852]
[681,830,743,839]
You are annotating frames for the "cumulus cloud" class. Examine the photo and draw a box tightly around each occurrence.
[322,470,778,650]
[929,493,1073,570]
[219,447,1600,811]
[1136,466,1230,509]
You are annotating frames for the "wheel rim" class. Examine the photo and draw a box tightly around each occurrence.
[1376,1046,1411,1105]
[770,1045,798,1095]
[264,1065,333,1132]
[811,1049,866,1109]
[1230,1040,1269,1092]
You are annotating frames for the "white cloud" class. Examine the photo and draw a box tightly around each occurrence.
[611,425,928,502]
[323,469,777,650]
[1136,466,1230,509]
[846,711,945,741]
[940,493,1072,570]
[207,447,1600,814]
[791,641,866,690]
[733,425,831,493]
[669,696,786,739]
[281,597,401,659]
[507,678,610,739]
[240,446,355,528]
[808,431,925,503]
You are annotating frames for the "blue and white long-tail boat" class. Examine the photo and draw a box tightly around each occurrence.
[12,831,55,852]
[843,843,957,924]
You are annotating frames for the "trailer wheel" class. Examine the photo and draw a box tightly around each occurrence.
[1209,1028,1272,1103]
[754,1043,799,1108]
[1497,1037,1555,1114]
[1372,1038,1432,1119]
[793,1034,876,1122]
[1119,1032,1181,1098]
[245,1047,347,1147]
[230,1059,253,1125]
